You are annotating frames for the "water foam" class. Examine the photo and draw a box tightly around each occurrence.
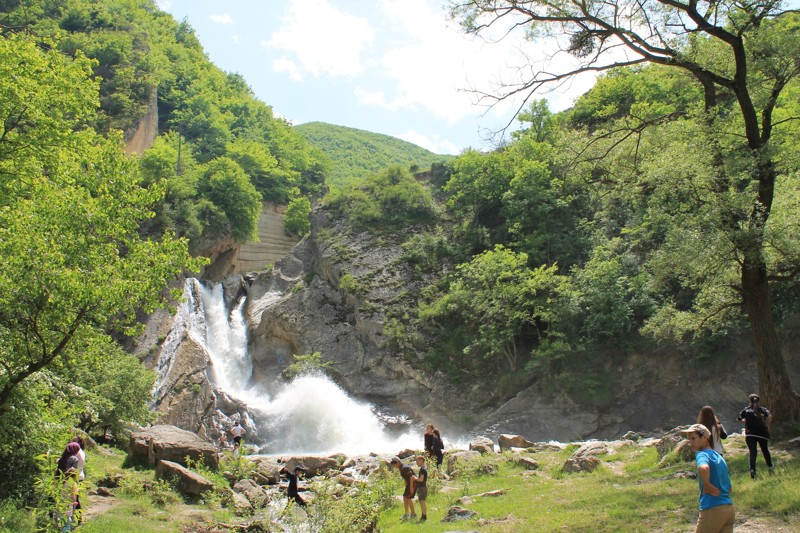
[170,278,420,455]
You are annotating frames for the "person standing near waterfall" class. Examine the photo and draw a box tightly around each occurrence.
[390,456,416,521]
[230,421,246,457]
[424,424,444,466]
[230,421,245,445]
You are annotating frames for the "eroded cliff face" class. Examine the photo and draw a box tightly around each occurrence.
[139,206,800,443]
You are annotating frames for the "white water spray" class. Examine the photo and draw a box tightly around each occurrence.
[171,278,420,455]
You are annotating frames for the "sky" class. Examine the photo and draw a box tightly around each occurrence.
[154,0,597,155]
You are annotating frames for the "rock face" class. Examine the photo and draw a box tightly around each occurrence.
[136,203,800,445]
[129,425,219,469]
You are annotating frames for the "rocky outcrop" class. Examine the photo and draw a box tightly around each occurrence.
[156,460,215,495]
[125,88,158,156]
[129,425,219,469]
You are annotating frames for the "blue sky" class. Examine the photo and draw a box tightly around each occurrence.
[155,0,596,155]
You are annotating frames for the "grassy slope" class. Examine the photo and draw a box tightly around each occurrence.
[74,436,799,532]
[377,436,800,532]
[294,122,453,188]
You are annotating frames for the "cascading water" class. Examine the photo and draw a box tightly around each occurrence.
[165,278,419,456]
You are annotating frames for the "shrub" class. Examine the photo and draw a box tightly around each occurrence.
[284,196,312,236]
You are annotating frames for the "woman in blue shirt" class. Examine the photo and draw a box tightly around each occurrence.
[681,423,735,533]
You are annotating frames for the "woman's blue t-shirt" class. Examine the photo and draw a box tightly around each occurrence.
[695,449,733,510]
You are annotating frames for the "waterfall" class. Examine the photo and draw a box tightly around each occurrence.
[160,278,419,456]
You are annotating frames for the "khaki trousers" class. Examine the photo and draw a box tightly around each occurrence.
[696,504,735,533]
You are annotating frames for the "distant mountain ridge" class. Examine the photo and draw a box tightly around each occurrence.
[295,122,453,188]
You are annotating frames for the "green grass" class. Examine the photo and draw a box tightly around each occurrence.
[376,439,800,532]
[55,437,800,533]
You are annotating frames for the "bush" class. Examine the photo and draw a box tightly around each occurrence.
[284,196,311,236]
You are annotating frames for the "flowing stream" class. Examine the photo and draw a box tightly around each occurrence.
[162,278,419,456]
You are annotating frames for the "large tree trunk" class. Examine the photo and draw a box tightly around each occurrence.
[741,255,800,426]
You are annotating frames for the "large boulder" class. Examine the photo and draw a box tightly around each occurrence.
[155,460,215,496]
[446,450,481,476]
[129,425,218,469]
[562,442,608,473]
[469,437,496,454]
[233,478,269,508]
[283,455,339,477]
[498,434,534,452]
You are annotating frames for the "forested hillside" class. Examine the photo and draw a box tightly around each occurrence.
[295,121,452,188]
[0,0,332,513]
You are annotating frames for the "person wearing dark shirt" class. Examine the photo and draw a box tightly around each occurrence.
[423,424,444,466]
[390,456,416,521]
[737,393,774,479]
[412,455,428,522]
[281,465,307,507]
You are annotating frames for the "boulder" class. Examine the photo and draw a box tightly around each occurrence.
[155,460,215,496]
[469,437,496,454]
[446,450,480,476]
[129,425,218,469]
[674,440,696,462]
[622,431,641,442]
[562,442,607,473]
[563,455,600,473]
[513,456,539,470]
[441,505,479,522]
[233,478,269,508]
[656,427,689,458]
[498,434,534,452]
[528,442,566,452]
[230,490,253,516]
[251,457,284,484]
[284,455,338,477]
[397,448,417,459]
[786,436,800,450]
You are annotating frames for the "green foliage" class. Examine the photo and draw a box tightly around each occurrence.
[326,164,436,230]
[196,157,262,242]
[419,245,569,378]
[339,273,369,298]
[284,352,333,381]
[296,121,452,189]
[569,65,701,130]
[283,196,312,236]
[0,30,201,505]
[306,468,396,533]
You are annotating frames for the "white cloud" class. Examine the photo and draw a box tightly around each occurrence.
[397,130,461,155]
[363,0,596,126]
[156,0,172,10]
[264,0,374,80]
[231,34,239,45]
[210,13,233,25]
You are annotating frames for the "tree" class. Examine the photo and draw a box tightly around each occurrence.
[419,245,567,376]
[450,0,800,424]
[284,196,312,236]
[0,33,201,411]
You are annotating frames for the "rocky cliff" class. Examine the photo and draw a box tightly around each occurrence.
[138,205,800,443]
